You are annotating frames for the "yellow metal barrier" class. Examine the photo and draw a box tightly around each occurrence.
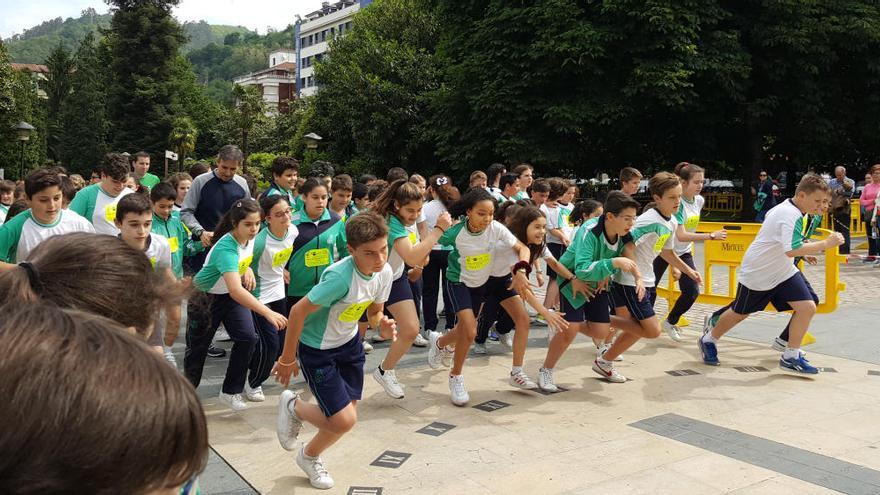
[703,193,743,214]
[821,200,865,237]
[656,223,846,316]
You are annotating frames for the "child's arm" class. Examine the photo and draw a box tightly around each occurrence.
[394,213,451,266]
[659,249,701,284]
[549,228,571,246]
[675,223,727,243]
[509,241,533,297]
[786,233,844,257]
[545,255,594,301]
[273,296,321,386]
[367,302,397,340]
[222,272,287,327]
[516,280,569,331]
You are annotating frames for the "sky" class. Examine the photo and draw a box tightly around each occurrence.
[0,0,329,39]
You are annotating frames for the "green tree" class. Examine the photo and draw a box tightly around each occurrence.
[105,0,186,156]
[59,32,109,175]
[230,83,266,170]
[169,116,197,169]
[0,40,48,179]
[42,42,74,161]
[310,0,442,172]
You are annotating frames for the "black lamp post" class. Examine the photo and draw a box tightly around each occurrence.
[13,121,35,180]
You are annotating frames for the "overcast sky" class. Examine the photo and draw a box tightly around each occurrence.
[0,0,329,39]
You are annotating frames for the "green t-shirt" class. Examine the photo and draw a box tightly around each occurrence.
[193,232,254,294]
[139,173,160,190]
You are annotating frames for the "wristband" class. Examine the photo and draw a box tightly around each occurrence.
[708,232,715,240]
[434,225,446,234]
[277,357,297,367]
[512,260,532,276]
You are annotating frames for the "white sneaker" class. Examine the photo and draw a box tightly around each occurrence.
[372,367,405,399]
[509,369,537,389]
[428,331,445,369]
[163,347,177,367]
[592,358,627,383]
[441,344,455,367]
[244,382,265,402]
[215,325,231,342]
[276,390,303,451]
[771,337,787,352]
[362,340,373,354]
[537,367,558,392]
[472,342,488,355]
[500,332,514,349]
[662,320,683,342]
[218,392,248,411]
[449,374,470,406]
[597,344,623,362]
[413,333,429,347]
[296,445,334,490]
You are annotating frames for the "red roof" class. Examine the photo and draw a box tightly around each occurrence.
[10,63,49,74]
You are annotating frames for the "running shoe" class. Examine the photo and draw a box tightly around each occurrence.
[296,445,334,489]
[372,367,405,399]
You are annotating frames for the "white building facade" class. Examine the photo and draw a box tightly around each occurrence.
[295,0,373,97]
[233,49,297,114]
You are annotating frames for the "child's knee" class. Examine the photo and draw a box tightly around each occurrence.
[645,322,662,339]
[460,324,477,343]
[329,412,357,434]
[397,321,420,342]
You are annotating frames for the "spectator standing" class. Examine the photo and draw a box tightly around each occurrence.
[829,165,855,254]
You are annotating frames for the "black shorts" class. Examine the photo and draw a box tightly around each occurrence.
[546,243,566,280]
[386,274,414,306]
[730,273,815,315]
[297,334,365,417]
[772,273,819,310]
[444,275,517,314]
[610,283,657,321]
[560,290,611,324]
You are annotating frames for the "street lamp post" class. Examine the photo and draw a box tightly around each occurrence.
[303,132,323,151]
[13,122,35,180]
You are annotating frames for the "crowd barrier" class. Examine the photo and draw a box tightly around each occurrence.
[702,193,743,215]
[655,222,847,343]
[821,199,866,237]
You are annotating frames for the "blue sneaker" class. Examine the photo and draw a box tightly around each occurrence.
[488,329,500,341]
[779,354,819,375]
[699,336,720,366]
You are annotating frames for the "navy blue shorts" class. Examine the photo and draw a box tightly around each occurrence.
[610,283,657,321]
[445,276,517,314]
[730,273,815,315]
[560,290,611,324]
[386,274,414,306]
[297,334,365,417]
[546,243,566,279]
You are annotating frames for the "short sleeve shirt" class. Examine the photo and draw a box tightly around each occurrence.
[252,225,298,303]
[387,215,418,280]
[69,184,134,235]
[440,220,518,287]
[143,233,172,270]
[738,199,805,291]
[673,195,705,255]
[0,209,95,263]
[193,232,254,294]
[301,257,393,350]
[422,200,451,251]
[614,208,676,287]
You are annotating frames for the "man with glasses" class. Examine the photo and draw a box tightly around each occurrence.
[754,171,776,222]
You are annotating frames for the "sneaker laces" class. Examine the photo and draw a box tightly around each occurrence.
[541,367,554,382]
[451,376,466,394]
[311,457,329,478]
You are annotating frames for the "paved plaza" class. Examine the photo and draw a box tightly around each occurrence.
[186,239,880,494]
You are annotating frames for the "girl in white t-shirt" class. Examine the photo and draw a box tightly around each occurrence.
[422,175,461,334]
[426,188,532,406]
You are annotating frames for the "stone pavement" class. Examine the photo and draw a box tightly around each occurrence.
[182,236,880,494]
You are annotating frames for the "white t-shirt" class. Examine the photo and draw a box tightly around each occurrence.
[0,209,95,263]
[252,225,298,303]
[440,220,519,287]
[143,232,172,271]
[301,257,393,350]
[738,199,806,291]
[423,199,450,251]
[491,243,552,277]
[541,203,565,244]
[614,208,676,287]
[673,195,705,255]
[387,215,420,280]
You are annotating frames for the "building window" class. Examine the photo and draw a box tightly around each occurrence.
[300,77,306,87]
[346,21,352,30]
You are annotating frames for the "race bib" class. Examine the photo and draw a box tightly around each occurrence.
[273,246,293,268]
[465,253,491,271]
[304,248,331,267]
[562,214,571,227]
[339,300,372,323]
[149,257,157,268]
[238,256,253,275]
[685,215,700,230]
[408,231,418,245]
[653,234,671,253]
[168,236,179,253]
[104,204,117,222]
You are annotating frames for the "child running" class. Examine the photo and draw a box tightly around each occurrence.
[427,188,532,405]
[273,211,396,490]
[265,156,300,207]
[0,169,94,270]
[541,178,573,313]
[599,172,702,381]
[184,199,289,410]
[246,194,298,401]
[700,174,842,375]
[541,192,643,389]
[653,162,727,341]
[369,179,452,398]
[68,153,134,235]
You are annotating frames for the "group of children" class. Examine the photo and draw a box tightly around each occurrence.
[0,150,845,491]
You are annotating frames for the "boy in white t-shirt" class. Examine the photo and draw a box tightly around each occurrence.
[700,174,843,375]
[273,211,396,490]
[69,152,134,235]
[115,193,174,353]
[0,169,94,270]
